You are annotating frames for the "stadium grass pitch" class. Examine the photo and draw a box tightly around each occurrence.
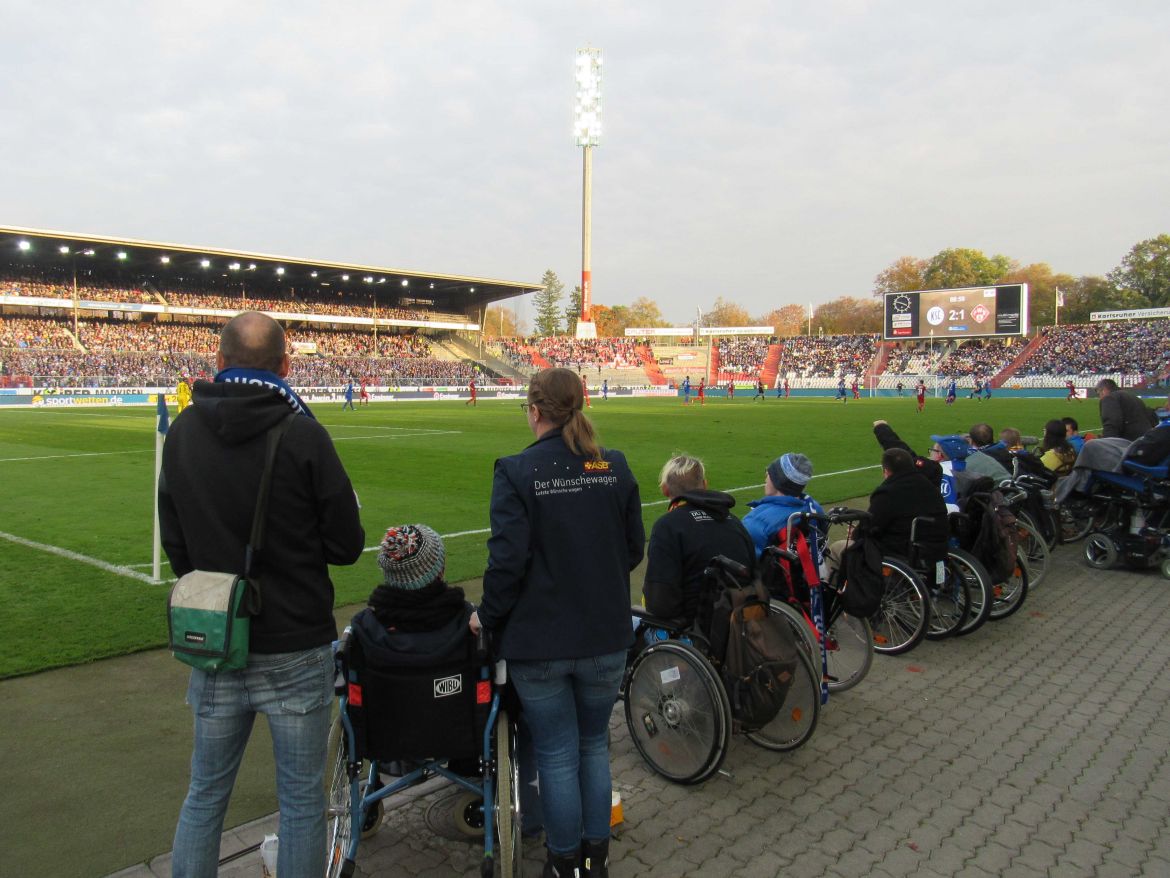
[0,394,1085,676]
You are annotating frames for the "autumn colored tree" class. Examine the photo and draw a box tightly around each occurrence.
[997,263,1076,327]
[483,305,525,337]
[704,296,752,327]
[757,304,806,337]
[626,296,668,328]
[873,256,928,296]
[923,248,1016,290]
[812,297,882,334]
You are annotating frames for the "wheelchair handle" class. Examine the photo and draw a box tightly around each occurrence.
[909,515,937,545]
[706,554,750,580]
[764,545,800,564]
[786,507,869,534]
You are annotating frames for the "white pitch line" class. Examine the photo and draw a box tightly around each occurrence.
[357,463,883,551]
[0,530,167,584]
[319,423,460,433]
[332,430,462,442]
[0,449,148,463]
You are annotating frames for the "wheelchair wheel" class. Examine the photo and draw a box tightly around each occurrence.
[624,640,731,785]
[823,612,873,692]
[1161,557,1170,580]
[495,709,522,878]
[744,646,821,752]
[869,558,930,655]
[326,719,356,878]
[949,549,993,637]
[1059,497,1111,544]
[925,559,970,640]
[1084,531,1119,570]
[988,550,1029,620]
[767,599,817,660]
[1015,513,1050,589]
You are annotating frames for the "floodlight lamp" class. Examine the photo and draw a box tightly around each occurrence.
[573,48,603,147]
[248,263,256,271]
[200,259,211,268]
[276,267,285,275]
[160,256,170,264]
[229,262,241,270]
[341,274,349,281]
[470,287,476,293]
[59,245,70,254]
[117,251,128,260]
[83,249,95,257]
[401,279,409,287]
[18,240,31,251]
[364,276,373,283]
[430,283,435,289]
[310,271,318,278]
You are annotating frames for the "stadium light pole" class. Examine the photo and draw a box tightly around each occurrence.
[573,47,602,340]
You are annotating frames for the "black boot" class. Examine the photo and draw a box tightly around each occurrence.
[542,848,580,878]
[581,838,609,878]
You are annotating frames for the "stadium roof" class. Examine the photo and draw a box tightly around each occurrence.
[0,225,542,315]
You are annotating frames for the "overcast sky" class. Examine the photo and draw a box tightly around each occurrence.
[3,1,1167,325]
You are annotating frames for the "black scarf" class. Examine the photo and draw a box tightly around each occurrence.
[368,580,467,632]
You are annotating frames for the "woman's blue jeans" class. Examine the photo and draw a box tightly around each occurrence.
[509,650,625,857]
[171,645,333,878]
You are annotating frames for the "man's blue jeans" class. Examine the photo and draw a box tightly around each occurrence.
[172,645,333,878]
[509,650,625,857]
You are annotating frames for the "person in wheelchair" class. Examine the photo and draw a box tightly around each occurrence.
[642,454,756,627]
[743,452,825,559]
[350,524,477,773]
[861,448,950,566]
[358,523,471,661]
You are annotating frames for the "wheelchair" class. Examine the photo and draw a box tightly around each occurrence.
[325,613,522,878]
[622,555,821,785]
[1078,455,1170,577]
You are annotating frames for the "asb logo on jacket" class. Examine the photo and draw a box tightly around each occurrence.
[584,460,611,472]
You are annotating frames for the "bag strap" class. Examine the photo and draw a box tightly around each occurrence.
[243,413,297,578]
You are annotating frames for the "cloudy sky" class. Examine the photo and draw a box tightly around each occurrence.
[3,1,1167,324]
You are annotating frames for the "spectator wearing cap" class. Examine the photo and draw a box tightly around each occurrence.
[743,452,826,560]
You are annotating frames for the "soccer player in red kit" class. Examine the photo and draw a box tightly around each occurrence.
[915,379,927,414]
[466,378,477,406]
[697,378,706,406]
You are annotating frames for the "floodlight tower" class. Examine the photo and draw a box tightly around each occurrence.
[573,47,602,340]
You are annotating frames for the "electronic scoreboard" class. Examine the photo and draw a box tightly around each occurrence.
[883,284,1028,341]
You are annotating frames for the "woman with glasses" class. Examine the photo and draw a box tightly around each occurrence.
[471,367,644,878]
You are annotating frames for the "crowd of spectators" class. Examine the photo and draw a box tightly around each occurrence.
[489,338,538,370]
[779,334,877,377]
[936,338,1019,379]
[0,351,213,388]
[284,327,432,358]
[1019,321,1170,377]
[0,317,76,349]
[286,356,478,387]
[2,276,157,304]
[884,341,933,373]
[715,338,771,376]
[79,319,220,354]
[533,337,638,369]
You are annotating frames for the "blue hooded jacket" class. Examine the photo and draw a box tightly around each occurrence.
[743,493,827,561]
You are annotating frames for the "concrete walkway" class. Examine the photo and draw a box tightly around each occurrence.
[106,546,1170,877]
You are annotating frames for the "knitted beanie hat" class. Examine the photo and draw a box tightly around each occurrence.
[377,524,446,590]
[768,452,814,491]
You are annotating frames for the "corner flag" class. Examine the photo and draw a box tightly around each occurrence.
[152,394,169,582]
[157,392,170,435]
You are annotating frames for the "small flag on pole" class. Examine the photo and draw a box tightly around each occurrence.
[1056,287,1064,307]
[157,392,170,435]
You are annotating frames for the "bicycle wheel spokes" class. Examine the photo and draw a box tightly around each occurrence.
[871,560,929,655]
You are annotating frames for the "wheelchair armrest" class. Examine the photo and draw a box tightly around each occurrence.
[764,545,799,564]
[332,625,353,695]
[630,605,689,634]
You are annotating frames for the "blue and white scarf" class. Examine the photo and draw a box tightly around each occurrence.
[215,368,316,419]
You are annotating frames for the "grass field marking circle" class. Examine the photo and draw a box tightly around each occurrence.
[0,530,164,585]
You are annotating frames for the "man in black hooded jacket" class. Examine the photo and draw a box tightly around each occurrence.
[159,312,364,878]
[642,454,756,623]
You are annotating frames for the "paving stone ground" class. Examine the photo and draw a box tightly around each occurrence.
[120,546,1170,877]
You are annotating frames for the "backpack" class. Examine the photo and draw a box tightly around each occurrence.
[1124,423,1170,468]
[835,537,885,618]
[968,492,1019,583]
[710,578,799,730]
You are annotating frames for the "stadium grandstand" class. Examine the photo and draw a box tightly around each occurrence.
[3,226,1169,396]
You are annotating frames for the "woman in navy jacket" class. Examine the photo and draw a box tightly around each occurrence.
[472,367,644,878]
